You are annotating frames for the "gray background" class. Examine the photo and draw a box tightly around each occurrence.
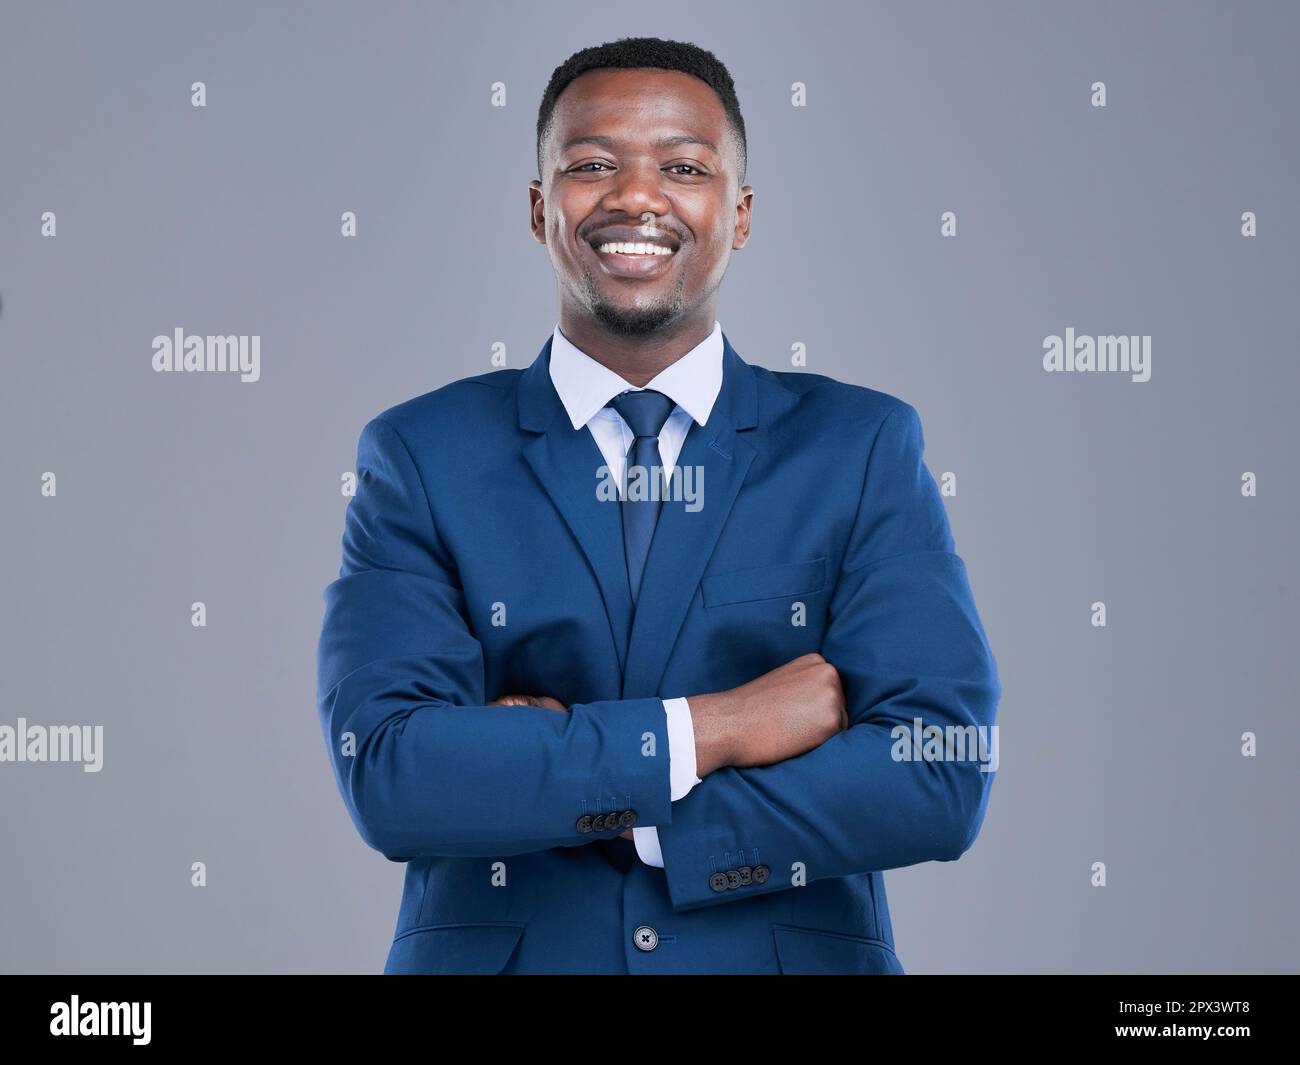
[2,0,1296,973]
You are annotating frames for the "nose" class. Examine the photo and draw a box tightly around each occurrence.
[601,159,670,219]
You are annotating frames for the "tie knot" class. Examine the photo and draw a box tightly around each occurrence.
[606,388,676,438]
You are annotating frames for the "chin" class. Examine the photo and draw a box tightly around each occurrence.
[591,303,680,337]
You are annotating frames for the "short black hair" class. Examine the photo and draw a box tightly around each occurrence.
[536,36,747,185]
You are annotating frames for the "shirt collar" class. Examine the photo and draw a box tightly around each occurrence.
[548,319,724,430]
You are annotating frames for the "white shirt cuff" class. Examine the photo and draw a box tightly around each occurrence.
[632,826,665,867]
[663,696,702,801]
[632,698,701,869]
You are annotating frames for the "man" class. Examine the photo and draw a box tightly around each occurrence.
[315,36,1000,975]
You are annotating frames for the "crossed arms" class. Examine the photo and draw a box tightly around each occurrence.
[315,403,1001,913]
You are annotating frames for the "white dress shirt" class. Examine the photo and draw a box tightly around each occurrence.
[548,319,725,867]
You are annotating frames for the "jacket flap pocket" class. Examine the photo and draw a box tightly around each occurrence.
[702,557,826,607]
[385,921,525,975]
[771,923,903,975]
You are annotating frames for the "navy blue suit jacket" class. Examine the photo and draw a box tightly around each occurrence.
[316,331,1001,974]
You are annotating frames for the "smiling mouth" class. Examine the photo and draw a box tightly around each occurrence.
[593,241,676,256]
[587,241,679,278]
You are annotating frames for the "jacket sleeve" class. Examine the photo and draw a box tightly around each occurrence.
[315,415,673,861]
[654,401,1001,912]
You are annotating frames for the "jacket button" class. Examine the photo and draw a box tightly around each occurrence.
[736,865,753,886]
[633,925,659,952]
[708,872,729,893]
[752,864,770,885]
[618,809,637,829]
[725,869,741,890]
[591,813,610,832]
[575,814,594,833]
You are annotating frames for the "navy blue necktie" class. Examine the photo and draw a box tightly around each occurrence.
[596,388,675,875]
[606,389,678,608]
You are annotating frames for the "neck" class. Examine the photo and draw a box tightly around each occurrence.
[558,310,715,388]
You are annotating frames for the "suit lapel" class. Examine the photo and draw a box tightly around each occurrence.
[519,336,636,672]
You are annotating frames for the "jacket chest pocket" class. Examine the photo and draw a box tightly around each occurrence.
[701,556,826,608]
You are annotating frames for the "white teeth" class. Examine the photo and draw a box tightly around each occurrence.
[596,242,674,256]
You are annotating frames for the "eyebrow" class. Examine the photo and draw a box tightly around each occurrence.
[559,133,720,155]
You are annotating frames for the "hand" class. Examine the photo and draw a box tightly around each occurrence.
[488,693,567,712]
[688,652,847,774]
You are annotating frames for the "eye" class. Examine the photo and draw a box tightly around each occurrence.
[569,161,613,172]
[667,164,705,175]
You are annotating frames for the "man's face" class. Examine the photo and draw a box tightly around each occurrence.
[530,67,752,337]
